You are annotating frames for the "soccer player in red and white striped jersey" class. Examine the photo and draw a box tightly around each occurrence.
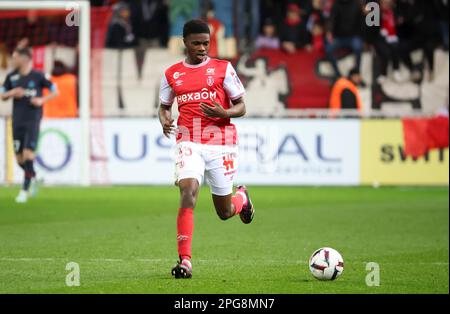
[158,20,255,279]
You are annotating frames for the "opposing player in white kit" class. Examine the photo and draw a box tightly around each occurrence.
[158,20,255,279]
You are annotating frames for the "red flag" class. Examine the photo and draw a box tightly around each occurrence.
[427,116,449,149]
[402,118,429,158]
[402,117,449,158]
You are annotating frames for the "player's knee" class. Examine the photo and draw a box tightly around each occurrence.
[217,213,229,221]
[23,149,35,161]
[216,208,232,221]
[180,188,198,208]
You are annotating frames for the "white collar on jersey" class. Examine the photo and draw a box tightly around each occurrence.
[183,56,211,68]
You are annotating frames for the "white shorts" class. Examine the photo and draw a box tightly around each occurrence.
[174,141,238,196]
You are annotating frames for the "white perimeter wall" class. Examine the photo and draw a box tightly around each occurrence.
[0,118,360,186]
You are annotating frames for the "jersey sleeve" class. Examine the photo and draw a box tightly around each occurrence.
[41,73,57,92]
[0,74,12,94]
[223,62,245,101]
[159,74,175,106]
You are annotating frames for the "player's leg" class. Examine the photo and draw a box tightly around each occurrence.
[211,188,254,224]
[13,126,28,203]
[15,153,24,169]
[13,124,25,168]
[177,177,200,261]
[211,193,241,220]
[172,178,199,279]
[171,142,204,279]
[15,150,29,203]
[21,122,40,197]
[205,147,254,223]
[22,148,37,196]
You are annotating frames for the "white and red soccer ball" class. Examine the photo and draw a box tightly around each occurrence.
[309,247,344,281]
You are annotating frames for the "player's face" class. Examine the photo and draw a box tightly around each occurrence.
[184,33,210,64]
[11,52,29,69]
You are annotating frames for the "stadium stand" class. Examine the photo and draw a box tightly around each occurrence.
[0,0,448,119]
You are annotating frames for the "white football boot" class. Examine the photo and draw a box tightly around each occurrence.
[29,178,40,198]
[15,190,28,203]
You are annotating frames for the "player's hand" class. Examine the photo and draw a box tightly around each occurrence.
[30,97,44,107]
[162,118,177,138]
[200,101,229,118]
[11,87,25,99]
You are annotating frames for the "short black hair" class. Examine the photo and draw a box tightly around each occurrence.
[14,47,32,59]
[183,19,210,38]
[348,68,360,77]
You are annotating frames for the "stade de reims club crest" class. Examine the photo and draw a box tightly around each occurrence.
[207,76,214,87]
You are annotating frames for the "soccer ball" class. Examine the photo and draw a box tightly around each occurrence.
[309,247,344,281]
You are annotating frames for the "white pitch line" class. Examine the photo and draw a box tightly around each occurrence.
[0,257,171,263]
[89,258,123,262]
[0,257,56,262]
[0,257,448,266]
[135,259,165,263]
[0,257,306,264]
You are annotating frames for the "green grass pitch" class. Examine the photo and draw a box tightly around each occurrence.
[0,186,448,294]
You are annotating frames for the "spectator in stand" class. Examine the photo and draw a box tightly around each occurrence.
[105,2,138,49]
[322,0,335,18]
[209,0,234,39]
[126,0,169,79]
[260,0,288,34]
[236,0,261,50]
[167,0,199,54]
[307,0,326,54]
[205,1,225,58]
[329,68,364,114]
[373,0,402,84]
[43,60,78,118]
[398,0,440,82]
[280,3,312,54]
[255,18,280,50]
[209,0,237,58]
[325,0,364,78]
[395,0,414,40]
[434,0,449,51]
[128,0,169,48]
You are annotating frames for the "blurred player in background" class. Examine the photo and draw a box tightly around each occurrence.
[159,20,255,279]
[0,47,58,203]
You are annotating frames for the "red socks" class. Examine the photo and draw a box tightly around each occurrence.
[177,194,247,260]
[177,208,194,260]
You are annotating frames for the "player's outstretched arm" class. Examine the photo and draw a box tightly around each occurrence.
[159,104,177,138]
[200,97,246,119]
